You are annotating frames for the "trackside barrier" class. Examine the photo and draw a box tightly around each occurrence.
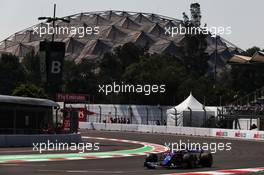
[195,128,211,137]
[121,124,138,132]
[152,126,167,133]
[138,125,153,133]
[166,126,182,134]
[93,123,107,130]
[79,122,264,141]
[106,123,122,131]
[79,122,92,129]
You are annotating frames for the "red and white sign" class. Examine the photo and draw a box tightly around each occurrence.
[56,93,89,102]
[78,108,87,122]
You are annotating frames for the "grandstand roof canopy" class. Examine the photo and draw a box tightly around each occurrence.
[229,51,264,64]
[229,54,252,63]
[252,51,264,62]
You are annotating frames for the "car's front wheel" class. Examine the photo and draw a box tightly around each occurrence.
[144,154,158,169]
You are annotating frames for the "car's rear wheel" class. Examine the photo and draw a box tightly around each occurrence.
[200,153,213,167]
[183,153,197,169]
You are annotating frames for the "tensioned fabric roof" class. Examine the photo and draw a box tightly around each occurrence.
[0,10,243,72]
[173,92,204,111]
[0,95,59,107]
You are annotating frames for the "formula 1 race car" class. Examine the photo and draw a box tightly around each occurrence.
[144,149,213,169]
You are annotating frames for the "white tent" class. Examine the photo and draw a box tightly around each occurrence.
[166,92,215,127]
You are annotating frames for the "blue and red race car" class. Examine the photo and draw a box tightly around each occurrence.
[144,149,213,169]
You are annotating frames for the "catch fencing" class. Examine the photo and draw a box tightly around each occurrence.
[67,104,171,125]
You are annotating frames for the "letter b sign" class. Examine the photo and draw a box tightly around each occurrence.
[39,41,65,84]
[51,61,62,74]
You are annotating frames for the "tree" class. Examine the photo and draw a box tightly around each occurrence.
[12,84,48,99]
[99,52,122,82]
[122,54,187,105]
[231,46,264,96]
[0,54,26,95]
[181,24,209,77]
[114,42,144,72]
[22,53,41,85]
[241,46,261,57]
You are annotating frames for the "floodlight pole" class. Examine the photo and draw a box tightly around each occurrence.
[38,4,69,42]
[214,35,218,88]
[52,4,56,42]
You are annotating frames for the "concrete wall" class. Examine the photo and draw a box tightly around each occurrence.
[80,122,264,141]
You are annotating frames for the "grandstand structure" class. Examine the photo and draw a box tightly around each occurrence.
[221,51,264,130]
[0,10,243,75]
[216,85,264,130]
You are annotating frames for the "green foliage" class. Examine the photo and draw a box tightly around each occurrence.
[22,53,41,85]
[114,42,144,70]
[0,54,26,94]
[63,59,98,95]
[0,43,263,106]
[99,52,122,82]
[99,42,144,82]
[182,33,209,76]
[122,54,186,104]
[230,46,264,97]
[242,46,260,57]
[12,84,48,99]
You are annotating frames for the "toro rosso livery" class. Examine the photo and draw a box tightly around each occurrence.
[144,149,213,169]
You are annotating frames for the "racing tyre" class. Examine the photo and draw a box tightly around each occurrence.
[144,154,158,169]
[200,153,213,167]
[183,153,197,169]
[145,154,158,162]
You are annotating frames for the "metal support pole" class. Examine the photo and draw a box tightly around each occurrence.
[146,106,149,125]
[99,106,102,123]
[214,36,218,88]
[203,106,207,127]
[250,112,252,130]
[174,108,177,126]
[159,107,163,125]
[129,106,132,124]
[188,107,192,127]
[13,107,17,134]
[114,106,117,119]
[52,4,56,42]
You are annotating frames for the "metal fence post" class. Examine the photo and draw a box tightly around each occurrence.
[158,106,163,125]
[114,106,117,119]
[128,106,132,124]
[174,108,177,126]
[203,106,207,127]
[146,106,149,125]
[99,105,102,123]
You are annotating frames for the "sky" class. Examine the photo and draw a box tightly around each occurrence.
[0,0,263,50]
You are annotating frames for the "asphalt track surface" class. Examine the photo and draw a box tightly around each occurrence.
[1,130,264,175]
[0,138,141,155]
